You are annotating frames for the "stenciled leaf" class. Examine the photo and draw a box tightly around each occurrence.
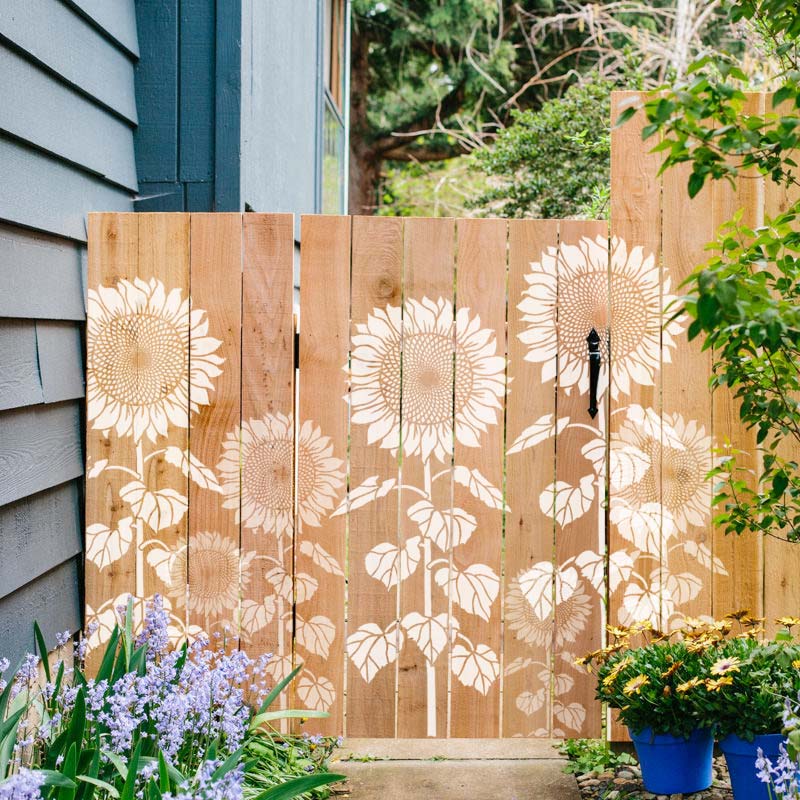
[553,700,586,732]
[87,459,108,479]
[450,642,500,696]
[400,612,456,664]
[541,476,595,527]
[434,564,499,621]
[453,466,509,511]
[682,540,728,576]
[507,415,569,455]
[346,623,402,683]
[516,689,546,716]
[332,476,396,517]
[120,481,188,532]
[239,597,277,638]
[86,517,135,570]
[299,540,344,576]
[407,501,476,551]
[610,500,676,555]
[365,537,421,589]
[296,672,336,711]
[164,447,222,493]
[266,567,318,605]
[293,615,335,659]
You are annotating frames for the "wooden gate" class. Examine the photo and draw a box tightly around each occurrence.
[85,91,788,739]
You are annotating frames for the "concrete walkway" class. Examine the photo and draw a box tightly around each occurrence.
[331,739,581,800]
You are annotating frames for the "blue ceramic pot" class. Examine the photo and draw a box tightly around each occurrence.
[719,733,784,800]
[629,727,714,794]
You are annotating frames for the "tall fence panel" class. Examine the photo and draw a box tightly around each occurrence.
[86,101,783,737]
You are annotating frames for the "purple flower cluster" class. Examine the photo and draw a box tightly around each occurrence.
[163,760,244,800]
[757,744,800,797]
[0,768,44,800]
[756,692,800,798]
[82,596,271,766]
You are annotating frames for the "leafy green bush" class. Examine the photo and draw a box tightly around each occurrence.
[0,597,344,800]
[558,739,636,775]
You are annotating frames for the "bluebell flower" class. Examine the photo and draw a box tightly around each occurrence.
[0,768,44,800]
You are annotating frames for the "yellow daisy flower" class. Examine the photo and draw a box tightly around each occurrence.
[623,675,650,696]
[777,617,800,629]
[711,656,741,676]
[676,677,703,694]
[705,676,734,692]
[661,660,684,680]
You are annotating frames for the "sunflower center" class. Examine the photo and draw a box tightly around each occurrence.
[557,271,649,362]
[188,544,238,601]
[243,438,294,512]
[93,313,186,406]
[297,445,318,506]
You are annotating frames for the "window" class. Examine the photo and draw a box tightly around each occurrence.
[322,0,347,214]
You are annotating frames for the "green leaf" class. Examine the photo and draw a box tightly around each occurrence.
[258,664,303,713]
[102,750,129,781]
[0,708,25,776]
[158,751,171,793]
[688,170,706,198]
[615,105,637,128]
[120,741,142,800]
[250,709,329,730]
[251,773,346,800]
[34,621,51,684]
[39,770,78,789]
[76,776,119,799]
[96,627,120,683]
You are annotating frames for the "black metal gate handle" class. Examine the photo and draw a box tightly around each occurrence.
[587,328,601,419]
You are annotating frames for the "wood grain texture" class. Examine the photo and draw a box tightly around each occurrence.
[554,219,607,739]
[397,217,455,739]
[503,219,559,738]
[297,215,351,735]
[85,213,138,648]
[239,214,295,698]
[450,218,506,737]
[763,96,800,630]
[347,215,403,737]
[137,214,190,613]
[609,91,662,740]
[710,94,765,620]
[187,214,242,640]
[660,162,714,622]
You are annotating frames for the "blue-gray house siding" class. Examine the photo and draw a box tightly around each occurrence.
[0,0,137,663]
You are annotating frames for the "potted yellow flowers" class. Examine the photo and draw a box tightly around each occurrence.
[581,621,716,795]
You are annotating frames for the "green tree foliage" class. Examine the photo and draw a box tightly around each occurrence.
[469,78,614,218]
[638,0,800,540]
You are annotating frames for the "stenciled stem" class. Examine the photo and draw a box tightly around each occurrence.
[135,440,145,598]
[423,459,436,737]
[277,527,289,719]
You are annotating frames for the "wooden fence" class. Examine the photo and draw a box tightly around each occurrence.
[85,91,797,739]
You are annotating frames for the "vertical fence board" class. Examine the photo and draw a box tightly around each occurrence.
[660,165,715,623]
[609,91,662,739]
[239,214,296,696]
[187,214,242,642]
[503,219,559,737]
[763,96,800,632]
[710,94,765,619]
[450,218,507,737]
[137,214,191,622]
[397,217,455,738]
[297,215,351,734]
[553,219,607,739]
[346,216,403,737]
[85,213,140,665]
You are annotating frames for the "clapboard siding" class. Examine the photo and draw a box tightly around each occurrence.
[0,46,138,190]
[0,0,138,664]
[0,321,43,410]
[0,137,132,241]
[0,224,85,320]
[0,0,137,123]
[0,402,84,507]
[0,482,83,601]
[64,0,140,58]
[0,559,82,663]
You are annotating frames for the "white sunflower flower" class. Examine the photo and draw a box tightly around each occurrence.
[349,296,506,463]
[217,413,344,537]
[87,277,223,443]
[517,235,684,399]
